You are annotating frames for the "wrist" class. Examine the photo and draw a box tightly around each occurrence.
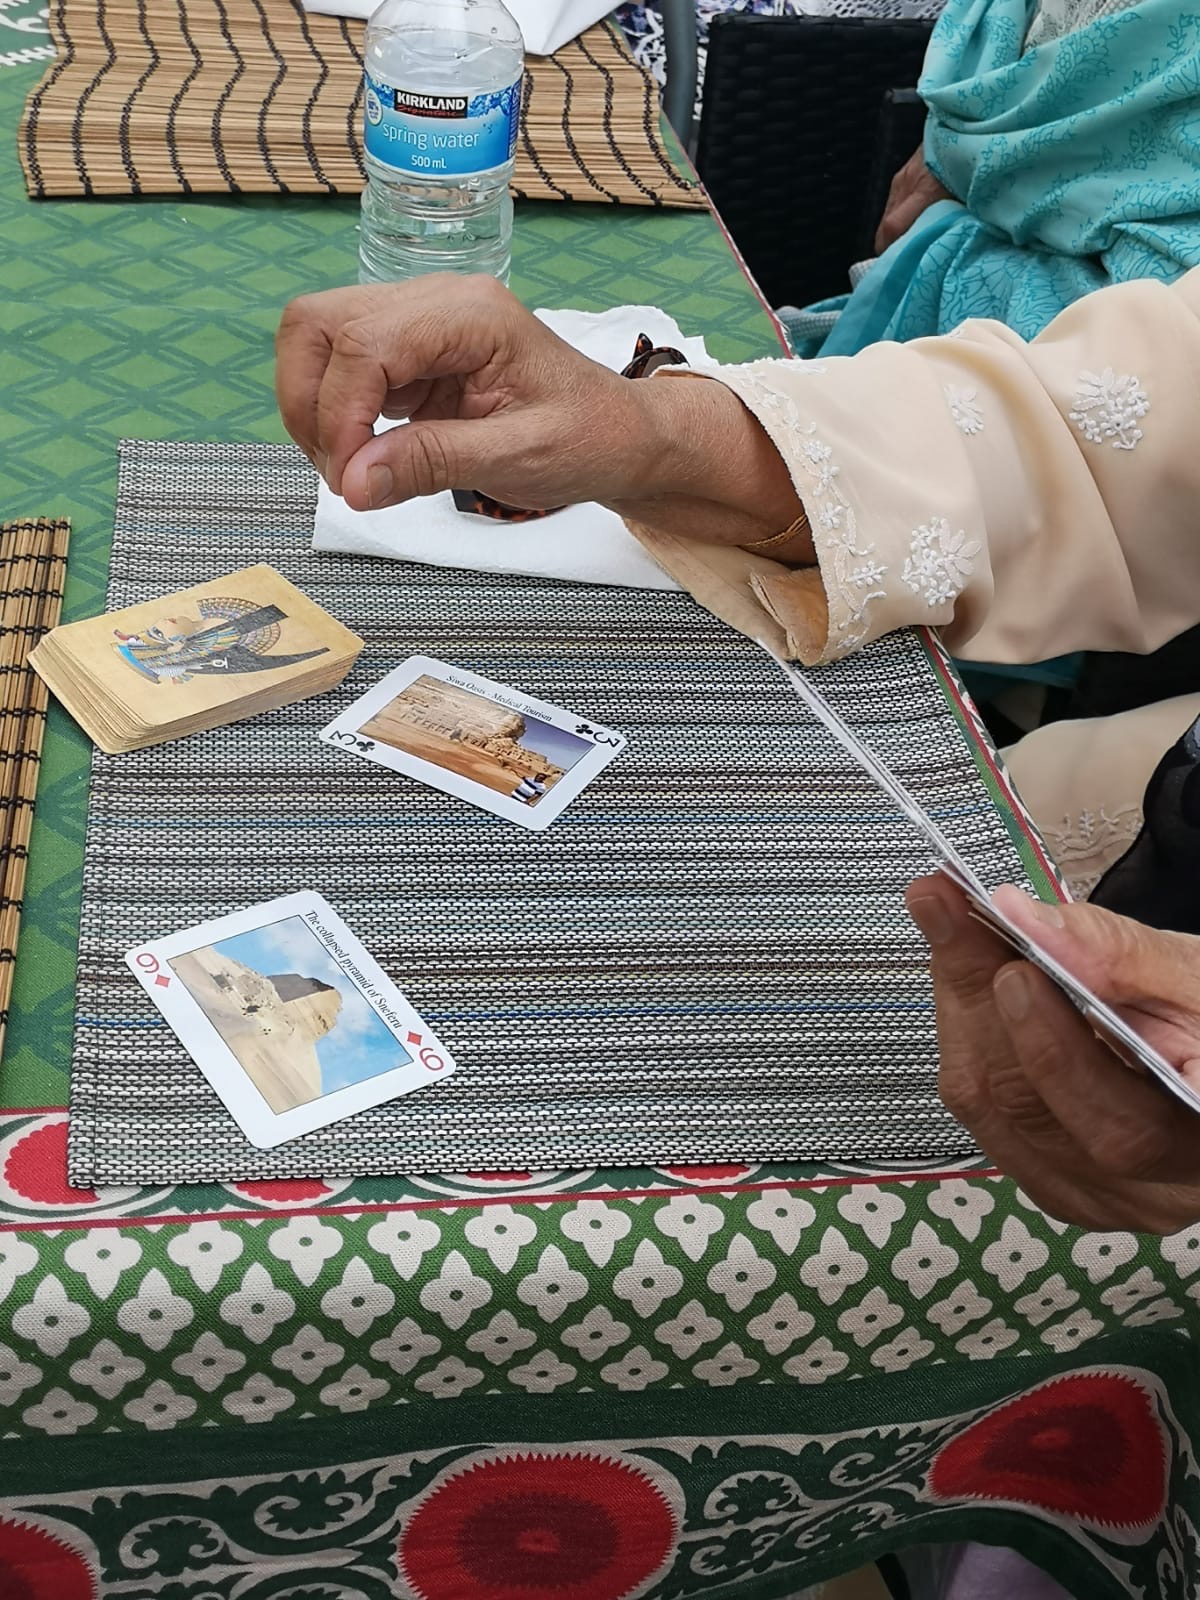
[628,373,751,499]
[606,372,702,501]
[607,371,809,553]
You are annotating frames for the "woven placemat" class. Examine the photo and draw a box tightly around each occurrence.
[68,439,1047,1186]
[0,518,68,1067]
[18,0,700,206]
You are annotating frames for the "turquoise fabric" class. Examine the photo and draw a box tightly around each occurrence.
[779,0,1200,695]
[783,0,1200,358]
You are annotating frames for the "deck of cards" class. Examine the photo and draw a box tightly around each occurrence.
[128,892,456,1148]
[31,565,362,754]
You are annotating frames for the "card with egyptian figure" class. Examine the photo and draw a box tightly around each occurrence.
[127,891,457,1148]
[320,654,627,830]
[35,565,361,727]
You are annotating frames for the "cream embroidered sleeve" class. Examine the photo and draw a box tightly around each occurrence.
[634,269,1200,669]
[707,349,993,662]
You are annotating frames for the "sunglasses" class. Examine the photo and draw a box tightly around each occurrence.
[450,333,688,522]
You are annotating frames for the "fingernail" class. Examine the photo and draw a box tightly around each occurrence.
[911,895,953,947]
[1025,898,1064,930]
[366,464,394,509]
[993,885,1064,930]
[995,966,1032,1022]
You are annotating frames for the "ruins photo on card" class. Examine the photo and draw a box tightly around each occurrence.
[320,656,626,831]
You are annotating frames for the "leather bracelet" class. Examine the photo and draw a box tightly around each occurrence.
[741,510,811,557]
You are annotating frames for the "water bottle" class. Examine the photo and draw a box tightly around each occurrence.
[359,0,525,285]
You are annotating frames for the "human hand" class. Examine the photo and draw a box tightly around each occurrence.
[905,873,1200,1234]
[275,275,660,514]
[274,276,808,551]
[875,144,954,254]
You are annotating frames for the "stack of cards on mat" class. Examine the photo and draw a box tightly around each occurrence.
[31,565,362,754]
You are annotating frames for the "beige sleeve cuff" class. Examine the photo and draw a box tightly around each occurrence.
[627,270,1200,668]
[628,341,989,664]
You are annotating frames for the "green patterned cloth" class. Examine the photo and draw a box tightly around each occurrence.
[3,37,1200,1600]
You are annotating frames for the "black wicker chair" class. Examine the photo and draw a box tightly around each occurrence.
[694,14,934,309]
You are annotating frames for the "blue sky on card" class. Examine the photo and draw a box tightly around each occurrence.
[212,917,410,1095]
[509,712,592,772]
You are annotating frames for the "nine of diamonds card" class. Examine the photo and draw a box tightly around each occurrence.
[127,891,456,1148]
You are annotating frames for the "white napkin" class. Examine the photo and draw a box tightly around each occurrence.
[299,0,613,57]
[312,306,710,591]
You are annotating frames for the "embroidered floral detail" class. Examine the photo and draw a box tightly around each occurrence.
[900,518,982,609]
[1069,368,1149,450]
[725,368,887,656]
[1045,804,1142,900]
[944,385,983,436]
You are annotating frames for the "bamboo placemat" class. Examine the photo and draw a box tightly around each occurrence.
[19,0,701,206]
[0,519,68,1068]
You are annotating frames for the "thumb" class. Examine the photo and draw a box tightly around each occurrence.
[991,885,1196,1010]
[340,418,495,511]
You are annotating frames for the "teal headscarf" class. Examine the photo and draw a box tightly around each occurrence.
[787,0,1200,357]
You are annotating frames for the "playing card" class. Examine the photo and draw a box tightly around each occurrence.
[774,657,1200,1116]
[127,891,456,1147]
[320,655,627,830]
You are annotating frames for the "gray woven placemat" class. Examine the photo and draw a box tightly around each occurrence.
[68,439,1048,1185]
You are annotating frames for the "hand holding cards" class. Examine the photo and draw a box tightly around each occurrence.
[128,892,455,1147]
[31,565,362,753]
[775,656,1200,1118]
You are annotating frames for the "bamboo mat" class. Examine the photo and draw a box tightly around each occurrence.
[18,0,701,206]
[0,519,68,1068]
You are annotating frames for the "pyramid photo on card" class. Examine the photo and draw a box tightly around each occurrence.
[30,564,362,753]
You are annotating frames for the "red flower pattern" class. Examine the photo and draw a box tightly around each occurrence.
[658,1164,754,1183]
[929,1372,1168,1529]
[0,1516,97,1599]
[1,1123,98,1208]
[399,1451,678,1600]
[228,1178,334,1204]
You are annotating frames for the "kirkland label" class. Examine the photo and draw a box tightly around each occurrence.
[364,73,522,176]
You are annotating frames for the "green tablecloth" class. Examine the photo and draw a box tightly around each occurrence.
[2,38,1200,1600]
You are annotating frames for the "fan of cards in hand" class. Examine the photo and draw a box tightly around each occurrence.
[774,657,1200,1119]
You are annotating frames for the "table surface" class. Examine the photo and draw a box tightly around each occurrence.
[2,31,1199,1600]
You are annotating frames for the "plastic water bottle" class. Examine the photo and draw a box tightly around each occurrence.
[359,0,524,285]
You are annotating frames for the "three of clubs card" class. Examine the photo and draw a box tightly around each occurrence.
[127,892,456,1148]
[775,657,1200,1118]
[319,655,626,830]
